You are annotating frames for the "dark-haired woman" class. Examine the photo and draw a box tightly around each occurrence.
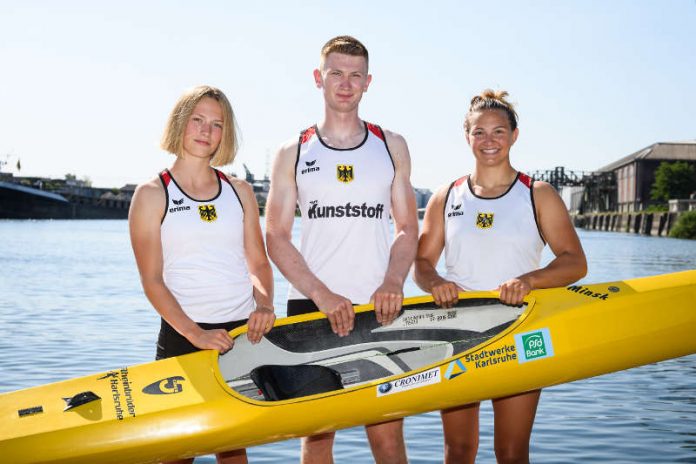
[414,90,587,464]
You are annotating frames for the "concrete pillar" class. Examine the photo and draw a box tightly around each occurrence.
[633,214,642,233]
[640,213,653,235]
[619,213,629,232]
[650,213,663,236]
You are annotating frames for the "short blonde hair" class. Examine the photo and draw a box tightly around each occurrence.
[464,89,518,134]
[320,35,369,70]
[160,85,239,167]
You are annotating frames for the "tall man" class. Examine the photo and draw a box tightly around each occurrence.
[265,36,418,464]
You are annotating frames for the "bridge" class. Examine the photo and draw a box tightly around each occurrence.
[528,167,617,213]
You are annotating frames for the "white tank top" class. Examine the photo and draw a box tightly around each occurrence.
[289,122,395,303]
[159,169,254,323]
[444,172,545,291]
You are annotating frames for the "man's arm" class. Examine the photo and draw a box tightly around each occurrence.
[370,131,419,324]
[265,140,354,336]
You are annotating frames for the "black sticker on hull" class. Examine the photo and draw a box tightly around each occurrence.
[142,376,185,395]
[18,406,43,417]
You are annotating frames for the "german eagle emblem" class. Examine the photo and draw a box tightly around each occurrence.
[476,212,494,229]
[336,164,354,183]
[199,204,217,222]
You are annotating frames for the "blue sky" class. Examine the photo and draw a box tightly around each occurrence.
[1,1,694,190]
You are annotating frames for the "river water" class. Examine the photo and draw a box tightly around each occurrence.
[0,220,694,463]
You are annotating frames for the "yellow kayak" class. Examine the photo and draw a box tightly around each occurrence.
[1,270,695,463]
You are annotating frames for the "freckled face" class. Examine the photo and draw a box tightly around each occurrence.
[314,52,372,113]
[182,97,224,159]
[466,110,518,167]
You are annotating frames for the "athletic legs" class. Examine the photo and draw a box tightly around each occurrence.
[299,421,406,464]
[301,431,336,464]
[441,402,480,464]
[441,390,539,464]
[216,448,248,464]
[159,447,246,464]
[365,418,407,464]
[492,390,541,464]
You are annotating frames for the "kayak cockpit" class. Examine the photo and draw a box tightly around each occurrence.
[219,297,526,401]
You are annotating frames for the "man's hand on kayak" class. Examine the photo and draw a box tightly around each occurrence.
[430,277,463,308]
[371,279,404,325]
[247,306,276,344]
[497,277,532,306]
[314,290,354,337]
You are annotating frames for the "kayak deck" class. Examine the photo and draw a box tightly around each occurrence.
[220,298,526,401]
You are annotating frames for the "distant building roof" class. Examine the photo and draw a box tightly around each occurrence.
[599,140,696,172]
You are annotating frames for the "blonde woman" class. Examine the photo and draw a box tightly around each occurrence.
[129,85,275,464]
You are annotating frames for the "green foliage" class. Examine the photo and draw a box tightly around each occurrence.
[645,204,668,212]
[650,162,696,202]
[64,173,92,187]
[670,211,696,240]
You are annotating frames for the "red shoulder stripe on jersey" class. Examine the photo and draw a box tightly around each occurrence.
[215,168,233,186]
[518,172,533,188]
[453,175,468,187]
[160,170,171,187]
[300,126,317,144]
[366,122,385,141]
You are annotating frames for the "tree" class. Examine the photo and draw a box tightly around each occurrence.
[650,161,696,202]
[670,211,696,240]
[64,173,92,187]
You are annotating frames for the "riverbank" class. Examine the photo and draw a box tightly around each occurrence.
[0,175,132,219]
[573,211,682,236]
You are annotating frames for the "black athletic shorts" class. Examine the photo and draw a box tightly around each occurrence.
[286,299,358,317]
[286,299,320,317]
[156,318,248,360]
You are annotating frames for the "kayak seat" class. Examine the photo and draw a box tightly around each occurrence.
[250,364,344,401]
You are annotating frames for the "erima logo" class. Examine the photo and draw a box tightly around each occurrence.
[307,200,385,219]
[301,160,320,175]
[566,285,610,300]
[169,198,190,213]
[448,203,464,218]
